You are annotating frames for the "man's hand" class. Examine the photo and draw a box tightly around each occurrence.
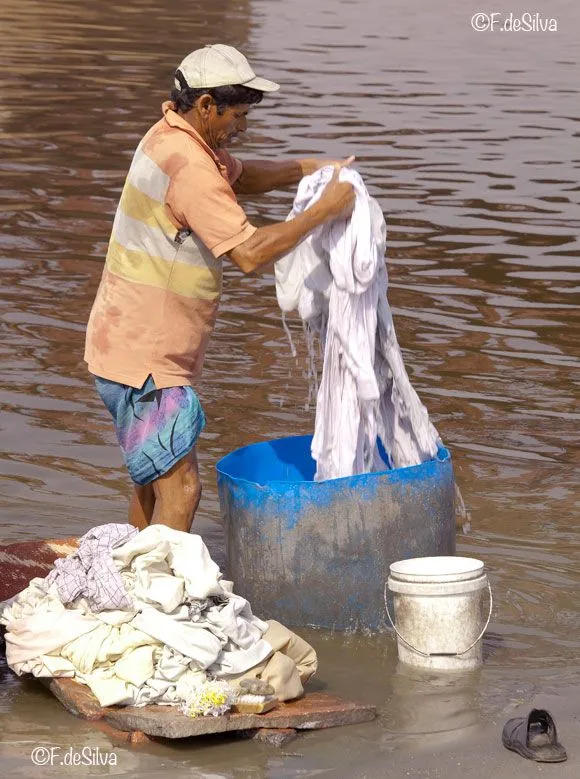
[316,161,356,221]
[300,155,355,177]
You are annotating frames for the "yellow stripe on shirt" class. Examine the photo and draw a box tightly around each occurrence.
[106,239,222,301]
[118,182,178,234]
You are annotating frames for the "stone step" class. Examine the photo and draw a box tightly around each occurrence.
[47,677,376,740]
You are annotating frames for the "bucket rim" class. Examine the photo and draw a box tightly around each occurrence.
[389,556,484,582]
[216,434,451,487]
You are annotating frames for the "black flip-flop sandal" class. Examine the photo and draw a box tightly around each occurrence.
[502,708,567,763]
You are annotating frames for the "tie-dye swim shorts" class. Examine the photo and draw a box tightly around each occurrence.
[95,374,206,485]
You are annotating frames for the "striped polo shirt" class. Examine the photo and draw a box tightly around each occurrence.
[84,102,256,389]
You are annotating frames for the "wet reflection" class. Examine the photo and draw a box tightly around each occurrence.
[386,664,480,744]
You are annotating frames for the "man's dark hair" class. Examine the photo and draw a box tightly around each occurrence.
[171,70,264,114]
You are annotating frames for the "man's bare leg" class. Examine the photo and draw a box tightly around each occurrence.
[129,483,155,530]
[150,448,202,532]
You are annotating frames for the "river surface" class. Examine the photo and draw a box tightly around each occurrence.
[1,0,579,776]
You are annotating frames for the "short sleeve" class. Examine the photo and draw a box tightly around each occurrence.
[167,152,256,258]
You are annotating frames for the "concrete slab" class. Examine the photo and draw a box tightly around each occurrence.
[46,677,105,721]
[46,677,376,739]
[105,691,376,738]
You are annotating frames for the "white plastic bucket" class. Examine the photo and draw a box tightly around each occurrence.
[386,556,492,671]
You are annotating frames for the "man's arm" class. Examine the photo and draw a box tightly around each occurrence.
[233,156,355,195]
[229,165,354,274]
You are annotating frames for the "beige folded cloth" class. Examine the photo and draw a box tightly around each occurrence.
[222,619,318,701]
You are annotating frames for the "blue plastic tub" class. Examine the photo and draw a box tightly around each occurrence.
[216,435,455,631]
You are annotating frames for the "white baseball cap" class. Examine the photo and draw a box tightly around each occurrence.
[175,44,280,93]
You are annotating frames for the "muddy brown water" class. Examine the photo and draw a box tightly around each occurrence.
[1,0,579,776]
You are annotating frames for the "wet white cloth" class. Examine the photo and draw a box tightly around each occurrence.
[0,525,313,707]
[0,577,101,670]
[110,524,224,610]
[275,166,440,479]
[46,523,137,611]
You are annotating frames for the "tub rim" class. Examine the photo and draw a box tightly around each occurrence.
[215,434,451,488]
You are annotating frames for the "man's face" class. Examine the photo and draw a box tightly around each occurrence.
[208,103,250,148]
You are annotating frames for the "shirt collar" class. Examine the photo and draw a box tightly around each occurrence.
[161,101,227,173]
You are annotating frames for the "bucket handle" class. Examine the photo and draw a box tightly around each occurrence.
[383,581,493,658]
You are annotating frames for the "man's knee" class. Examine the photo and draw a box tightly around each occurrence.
[181,466,202,510]
[157,467,200,511]
[152,452,201,529]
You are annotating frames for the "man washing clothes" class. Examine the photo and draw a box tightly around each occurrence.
[84,44,355,533]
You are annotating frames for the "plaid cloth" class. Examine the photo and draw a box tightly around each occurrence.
[46,523,137,611]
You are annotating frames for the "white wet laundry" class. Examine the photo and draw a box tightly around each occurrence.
[275,166,441,480]
[0,525,316,707]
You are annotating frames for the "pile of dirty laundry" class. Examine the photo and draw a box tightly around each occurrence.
[0,524,317,711]
[275,165,442,481]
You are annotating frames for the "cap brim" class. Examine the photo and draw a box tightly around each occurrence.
[242,75,280,92]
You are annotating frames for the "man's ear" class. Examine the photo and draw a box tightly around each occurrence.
[196,94,214,116]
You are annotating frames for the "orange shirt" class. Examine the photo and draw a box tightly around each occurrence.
[84,102,256,389]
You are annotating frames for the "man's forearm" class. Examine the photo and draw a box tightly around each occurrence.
[234,159,313,195]
[229,201,328,273]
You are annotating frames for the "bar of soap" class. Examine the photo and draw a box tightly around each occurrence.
[233,694,278,715]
